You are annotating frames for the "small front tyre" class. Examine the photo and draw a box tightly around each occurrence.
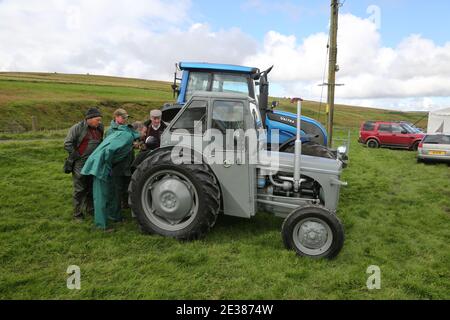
[282,205,344,259]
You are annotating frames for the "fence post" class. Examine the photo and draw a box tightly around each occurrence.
[31,116,38,131]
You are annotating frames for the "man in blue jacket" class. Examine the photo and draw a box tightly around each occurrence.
[81,110,140,230]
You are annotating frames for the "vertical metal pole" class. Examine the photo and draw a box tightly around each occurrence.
[327,0,339,148]
[294,99,302,192]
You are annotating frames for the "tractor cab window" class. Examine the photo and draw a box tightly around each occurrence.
[212,74,250,96]
[171,100,207,133]
[211,100,245,150]
[185,72,253,102]
[249,101,263,130]
[186,73,210,102]
[211,100,245,132]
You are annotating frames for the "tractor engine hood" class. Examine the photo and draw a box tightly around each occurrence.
[258,151,343,176]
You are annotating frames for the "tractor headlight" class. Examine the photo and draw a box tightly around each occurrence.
[336,145,348,168]
[337,145,347,155]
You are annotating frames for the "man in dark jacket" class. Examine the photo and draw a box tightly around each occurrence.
[64,108,103,220]
[131,109,167,171]
[143,109,167,151]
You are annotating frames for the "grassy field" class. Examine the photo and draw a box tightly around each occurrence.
[0,133,449,299]
[0,72,428,133]
[0,72,447,300]
[0,73,171,132]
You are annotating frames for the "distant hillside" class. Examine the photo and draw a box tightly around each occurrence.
[0,72,428,132]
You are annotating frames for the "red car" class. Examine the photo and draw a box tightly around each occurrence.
[359,121,424,150]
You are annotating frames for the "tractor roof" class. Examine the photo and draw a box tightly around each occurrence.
[189,91,253,100]
[179,62,259,74]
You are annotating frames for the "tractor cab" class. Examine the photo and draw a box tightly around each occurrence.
[162,62,259,123]
[162,92,262,219]
[176,62,259,104]
[162,62,329,149]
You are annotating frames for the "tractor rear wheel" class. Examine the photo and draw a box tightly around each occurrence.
[282,205,344,259]
[129,148,220,240]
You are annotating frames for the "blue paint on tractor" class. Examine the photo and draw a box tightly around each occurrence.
[177,70,190,105]
[179,62,258,74]
[267,110,328,146]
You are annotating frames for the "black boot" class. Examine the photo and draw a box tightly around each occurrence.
[73,211,84,221]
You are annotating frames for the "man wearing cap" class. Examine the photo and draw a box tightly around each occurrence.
[130,109,167,172]
[107,108,130,136]
[106,108,135,209]
[81,111,140,231]
[64,108,104,220]
[143,109,167,151]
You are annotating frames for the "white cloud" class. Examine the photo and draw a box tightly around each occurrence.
[0,2,449,111]
[0,0,257,80]
[244,13,450,111]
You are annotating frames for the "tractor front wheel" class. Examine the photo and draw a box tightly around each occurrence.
[282,205,344,259]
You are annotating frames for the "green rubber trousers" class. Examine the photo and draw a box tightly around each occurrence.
[93,176,124,229]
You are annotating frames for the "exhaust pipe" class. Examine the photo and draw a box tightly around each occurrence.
[258,66,273,129]
[293,98,302,192]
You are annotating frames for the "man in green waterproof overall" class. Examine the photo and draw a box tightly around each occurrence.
[64,108,103,220]
[81,110,140,230]
[106,109,135,210]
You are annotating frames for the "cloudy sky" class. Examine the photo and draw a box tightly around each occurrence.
[0,0,449,111]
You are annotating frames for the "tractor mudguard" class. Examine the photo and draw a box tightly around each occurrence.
[161,103,185,123]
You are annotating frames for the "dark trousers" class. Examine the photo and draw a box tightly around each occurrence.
[121,176,131,209]
[72,160,93,218]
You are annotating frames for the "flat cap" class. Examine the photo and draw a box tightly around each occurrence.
[150,109,162,118]
[113,108,129,119]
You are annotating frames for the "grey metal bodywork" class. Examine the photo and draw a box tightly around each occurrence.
[257,152,344,217]
[161,92,346,219]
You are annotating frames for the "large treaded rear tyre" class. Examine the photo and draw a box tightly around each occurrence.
[282,205,344,259]
[129,148,220,240]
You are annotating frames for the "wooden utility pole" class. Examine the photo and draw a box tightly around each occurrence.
[326,0,340,148]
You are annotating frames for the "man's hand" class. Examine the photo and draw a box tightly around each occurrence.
[133,141,147,151]
[69,151,81,160]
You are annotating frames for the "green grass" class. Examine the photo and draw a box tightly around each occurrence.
[0,135,448,299]
[0,129,68,141]
[0,73,172,132]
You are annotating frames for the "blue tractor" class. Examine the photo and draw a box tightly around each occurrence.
[161,62,335,157]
